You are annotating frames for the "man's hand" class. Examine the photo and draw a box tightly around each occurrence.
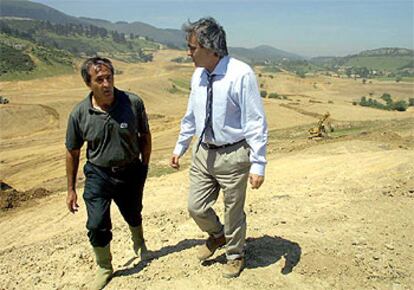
[170,154,180,169]
[66,190,79,213]
[249,174,264,189]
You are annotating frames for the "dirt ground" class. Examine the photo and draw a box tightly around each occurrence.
[0,50,413,289]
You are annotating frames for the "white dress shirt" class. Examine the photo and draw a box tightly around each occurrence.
[173,56,268,176]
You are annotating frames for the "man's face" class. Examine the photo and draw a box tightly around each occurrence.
[87,64,114,100]
[187,33,216,68]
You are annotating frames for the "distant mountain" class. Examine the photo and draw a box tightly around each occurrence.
[310,47,414,78]
[229,45,304,64]
[81,17,186,49]
[312,47,413,63]
[1,0,308,57]
[356,47,414,57]
[0,0,83,24]
[0,0,186,49]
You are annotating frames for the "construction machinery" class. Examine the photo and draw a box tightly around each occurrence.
[308,112,333,139]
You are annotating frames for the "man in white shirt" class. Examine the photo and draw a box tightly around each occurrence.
[170,17,267,278]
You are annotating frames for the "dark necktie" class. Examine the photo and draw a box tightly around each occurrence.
[196,73,215,152]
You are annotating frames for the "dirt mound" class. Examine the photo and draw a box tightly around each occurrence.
[0,103,59,139]
[0,181,52,211]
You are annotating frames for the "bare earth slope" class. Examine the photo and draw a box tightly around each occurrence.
[0,50,413,289]
[0,136,413,290]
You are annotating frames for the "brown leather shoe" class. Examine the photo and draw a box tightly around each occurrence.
[223,258,245,278]
[197,234,226,261]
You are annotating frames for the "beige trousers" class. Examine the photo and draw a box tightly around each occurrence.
[188,140,250,260]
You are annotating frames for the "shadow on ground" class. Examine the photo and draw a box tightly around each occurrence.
[203,235,301,275]
[113,238,203,277]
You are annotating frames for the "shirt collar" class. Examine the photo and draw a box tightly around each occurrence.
[87,87,120,114]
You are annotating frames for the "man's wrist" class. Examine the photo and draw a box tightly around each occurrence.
[249,163,265,176]
[173,144,186,157]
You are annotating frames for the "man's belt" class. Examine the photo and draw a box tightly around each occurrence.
[202,139,245,150]
[109,165,130,173]
[92,159,140,173]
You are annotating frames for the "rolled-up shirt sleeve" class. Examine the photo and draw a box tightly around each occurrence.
[238,71,268,176]
[65,113,84,150]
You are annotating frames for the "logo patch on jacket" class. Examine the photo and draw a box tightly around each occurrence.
[120,122,128,129]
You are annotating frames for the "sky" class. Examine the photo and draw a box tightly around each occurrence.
[33,0,414,57]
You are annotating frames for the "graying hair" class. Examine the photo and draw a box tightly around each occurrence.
[182,17,228,57]
[81,57,114,85]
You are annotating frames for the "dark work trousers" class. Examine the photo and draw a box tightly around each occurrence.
[83,161,148,247]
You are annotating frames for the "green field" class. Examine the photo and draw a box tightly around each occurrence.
[346,56,413,71]
[170,78,190,91]
[0,60,74,81]
[374,76,414,82]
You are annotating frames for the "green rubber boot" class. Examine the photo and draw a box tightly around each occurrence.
[129,225,150,260]
[91,244,113,290]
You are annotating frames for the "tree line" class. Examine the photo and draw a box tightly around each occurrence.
[354,93,413,112]
[0,20,130,44]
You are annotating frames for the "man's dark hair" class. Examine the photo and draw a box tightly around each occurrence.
[182,17,228,57]
[81,57,114,85]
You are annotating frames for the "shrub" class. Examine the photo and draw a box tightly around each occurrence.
[360,96,368,106]
[260,90,267,98]
[392,100,408,111]
[167,84,179,94]
[380,93,393,105]
[268,93,280,99]
[296,71,305,78]
[359,94,408,111]
[408,98,414,107]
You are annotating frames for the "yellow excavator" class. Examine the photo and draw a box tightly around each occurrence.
[308,112,333,139]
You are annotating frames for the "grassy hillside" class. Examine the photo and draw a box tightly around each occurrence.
[310,47,414,80]
[345,56,413,71]
[0,18,159,56]
[0,0,186,49]
[0,18,161,80]
[0,33,74,81]
[0,42,35,74]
